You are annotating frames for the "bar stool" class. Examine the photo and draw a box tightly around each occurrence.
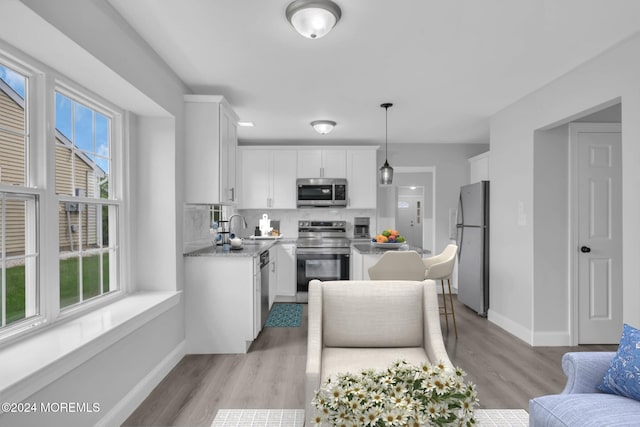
[368,250,427,280]
[424,244,458,338]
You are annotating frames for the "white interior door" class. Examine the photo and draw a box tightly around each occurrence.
[396,187,423,248]
[572,123,622,344]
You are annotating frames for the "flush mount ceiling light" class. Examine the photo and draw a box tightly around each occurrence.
[286,0,342,39]
[379,102,394,185]
[311,120,336,135]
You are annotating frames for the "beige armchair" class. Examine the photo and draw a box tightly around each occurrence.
[367,250,427,280]
[305,279,453,426]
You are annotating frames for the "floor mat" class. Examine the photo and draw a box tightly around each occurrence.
[264,304,302,328]
[212,409,304,426]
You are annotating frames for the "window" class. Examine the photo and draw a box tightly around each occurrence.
[0,63,39,329]
[0,54,124,338]
[54,91,119,309]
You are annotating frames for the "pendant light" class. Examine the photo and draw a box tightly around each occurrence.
[379,102,394,185]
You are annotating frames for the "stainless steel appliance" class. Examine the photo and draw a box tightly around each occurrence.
[296,220,350,296]
[296,178,347,208]
[259,250,270,327]
[456,181,489,317]
[353,216,371,239]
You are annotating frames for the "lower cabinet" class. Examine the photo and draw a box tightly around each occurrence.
[350,249,383,280]
[185,256,258,354]
[269,247,277,309]
[276,243,296,300]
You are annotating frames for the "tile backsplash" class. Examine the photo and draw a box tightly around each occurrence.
[237,209,377,240]
[183,205,377,253]
[183,204,232,253]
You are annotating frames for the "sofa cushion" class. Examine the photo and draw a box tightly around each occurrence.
[321,281,423,348]
[529,393,640,426]
[321,347,428,383]
[598,323,640,401]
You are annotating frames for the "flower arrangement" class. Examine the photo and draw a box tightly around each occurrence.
[311,360,478,427]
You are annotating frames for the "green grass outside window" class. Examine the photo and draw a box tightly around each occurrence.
[4,255,109,324]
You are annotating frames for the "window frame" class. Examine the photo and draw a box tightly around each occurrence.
[0,48,128,344]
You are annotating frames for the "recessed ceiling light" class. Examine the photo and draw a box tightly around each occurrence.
[238,121,255,127]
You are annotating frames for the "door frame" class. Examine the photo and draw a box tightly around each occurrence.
[568,122,622,345]
[394,166,436,254]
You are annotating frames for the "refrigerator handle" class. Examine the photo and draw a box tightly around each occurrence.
[456,192,464,261]
[457,224,464,261]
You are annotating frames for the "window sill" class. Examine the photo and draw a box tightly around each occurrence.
[0,291,181,403]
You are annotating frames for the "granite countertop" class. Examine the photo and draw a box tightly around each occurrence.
[184,237,297,258]
[351,242,431,256]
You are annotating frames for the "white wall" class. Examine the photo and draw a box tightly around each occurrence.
[490,32,640,345]
[378,143,489,253]
[2,0,189,424]
[533,126,570,342]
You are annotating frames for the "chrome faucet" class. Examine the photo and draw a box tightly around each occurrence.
[228,214,247,237]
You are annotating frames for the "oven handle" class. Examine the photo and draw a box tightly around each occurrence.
[295,247,351,255]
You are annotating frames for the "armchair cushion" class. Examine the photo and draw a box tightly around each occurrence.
[598,323,640,401]
[529,393,640,427]
[322,281,423,348]
[321,347,428,383]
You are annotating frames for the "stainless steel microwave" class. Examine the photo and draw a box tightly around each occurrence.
[296,178,348,207]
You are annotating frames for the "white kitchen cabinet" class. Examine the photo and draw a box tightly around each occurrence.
[276,243,296,299]
[297,149,346,178]
[469,151,490,184]
[239,148,297,209]
[184,95,239,204]
[269,246,277,309]
[347,148,377,208]
[185,256,255,354]
[350,248,380,280]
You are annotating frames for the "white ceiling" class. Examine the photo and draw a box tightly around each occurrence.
[107,0,640,145]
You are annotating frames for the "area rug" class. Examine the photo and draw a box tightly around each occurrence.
[211,409,528,426]
[212,409,304,426]
[264,304,302,328]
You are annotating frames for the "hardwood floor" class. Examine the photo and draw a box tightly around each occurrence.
[122,298,616,426]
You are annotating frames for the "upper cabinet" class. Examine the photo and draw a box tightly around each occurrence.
[347,148,377,209]
[237,146,377,210]
[297,149,346,178]
[239,148,297,209]
[184,95,239,204]
[468,151,490,184]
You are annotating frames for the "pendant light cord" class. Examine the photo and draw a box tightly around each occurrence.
[385,106,388,159]
[381,102,393,162]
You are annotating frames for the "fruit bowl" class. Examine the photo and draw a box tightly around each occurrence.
[373,229,406,246]
[372,242,406,249]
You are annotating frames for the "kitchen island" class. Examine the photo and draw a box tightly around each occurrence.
[350,242,431,280]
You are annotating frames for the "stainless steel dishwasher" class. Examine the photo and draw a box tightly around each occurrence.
[259,250,270,327]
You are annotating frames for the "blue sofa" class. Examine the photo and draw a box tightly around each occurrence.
[529,352,640,426]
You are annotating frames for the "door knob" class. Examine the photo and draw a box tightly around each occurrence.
[580,246,591,253]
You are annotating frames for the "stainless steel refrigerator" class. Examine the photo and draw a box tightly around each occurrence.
[456,181,489,317]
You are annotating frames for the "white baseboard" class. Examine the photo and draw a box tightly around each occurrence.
[532,331,571,346]
[96,340,186,427]
[487,309,532,345]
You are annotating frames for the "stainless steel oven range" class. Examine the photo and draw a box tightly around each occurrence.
[296,220,350,297]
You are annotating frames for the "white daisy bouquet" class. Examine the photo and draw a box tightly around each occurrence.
[311,360,478,426]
